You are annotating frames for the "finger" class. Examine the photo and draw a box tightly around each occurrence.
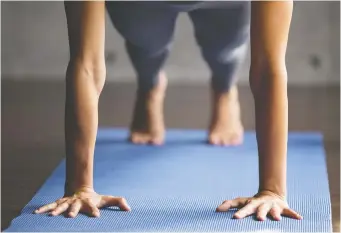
[84,202,100,217]
[256,203,272,221]
[269,204,282,221]
[34,202,58,214]
[282,208,303,220]
[34,198,66,214]
[234,200,259,219]
[216,198,248,212]
[216,200,233,212]
[68,200,82,218]
[50,202,70,216]
[99,196,131,211]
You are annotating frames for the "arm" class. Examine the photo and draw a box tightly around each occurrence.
[64,0,106,195]
[249,0,292,198]
[217,1,301,221]
[35,1,130,218]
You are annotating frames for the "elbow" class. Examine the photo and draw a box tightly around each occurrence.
[66,56,106,96]
[249,59,288,98]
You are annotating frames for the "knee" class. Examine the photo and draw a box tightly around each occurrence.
[126,40,172,59]
[67,56,106,95]
[203,41,248,66]
[204,44,248,92]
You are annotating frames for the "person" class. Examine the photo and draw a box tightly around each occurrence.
[34,1,303,222]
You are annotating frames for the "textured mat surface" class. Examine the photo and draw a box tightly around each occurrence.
[5,128,332,232]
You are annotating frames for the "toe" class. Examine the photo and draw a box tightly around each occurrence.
[138,134,150,144]
[130,133,147,144]
[230,132,243,146]
[150,137,164,146]
[209,134,220,145]
[150,133,164,145]
[129,133,139,144]
[222,136,230,146]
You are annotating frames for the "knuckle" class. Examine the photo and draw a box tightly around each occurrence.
[74,199,81,205]
[57,199,65,204]
[224,200,232,204]
[83,197,91,203]
[249,199,258,205]
[117,197,125,203]
[272,203,280,209]
[244,199,253,205]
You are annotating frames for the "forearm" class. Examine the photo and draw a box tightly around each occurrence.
[63,1,106,195]
[251,69,288,197]
[250,1,293,197]
[64,60,105,194]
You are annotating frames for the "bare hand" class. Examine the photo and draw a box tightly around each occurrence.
[216,190,302,221]
[34,188,130,218]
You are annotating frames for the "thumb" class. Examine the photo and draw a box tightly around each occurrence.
[100,196,131,211]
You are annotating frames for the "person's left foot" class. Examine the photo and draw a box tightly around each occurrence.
[208,85,244,146]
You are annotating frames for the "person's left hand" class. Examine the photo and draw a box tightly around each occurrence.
[216,190,303,221]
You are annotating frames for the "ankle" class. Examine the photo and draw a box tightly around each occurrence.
[212,86,238,102]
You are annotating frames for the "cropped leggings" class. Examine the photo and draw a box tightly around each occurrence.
[106,1,250,92]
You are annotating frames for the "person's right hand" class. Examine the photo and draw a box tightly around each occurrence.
[34,187,131,218]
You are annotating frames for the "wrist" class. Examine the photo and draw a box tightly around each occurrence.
[256,189,287,202]
[259,172,287,198]
[64,182,94,196]
[258,185,286,199]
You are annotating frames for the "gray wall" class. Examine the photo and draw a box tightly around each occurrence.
[1,1,340,86]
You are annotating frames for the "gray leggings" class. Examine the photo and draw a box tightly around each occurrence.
[106,1,250,92]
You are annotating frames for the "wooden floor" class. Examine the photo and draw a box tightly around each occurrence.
[1,79,340,231]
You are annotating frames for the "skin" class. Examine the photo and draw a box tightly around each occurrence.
[35,0,302,221]
[208,85,243,146]
[216,1,301,220]
[35,1,130,218]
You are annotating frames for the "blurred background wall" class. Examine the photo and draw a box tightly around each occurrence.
[1,1,340,86]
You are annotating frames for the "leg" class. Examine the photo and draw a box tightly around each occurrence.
[189,2,250,146]
[106,2,178,145]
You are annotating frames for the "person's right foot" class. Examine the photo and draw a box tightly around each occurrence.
[208,85,244,146]
[129,72,167,145]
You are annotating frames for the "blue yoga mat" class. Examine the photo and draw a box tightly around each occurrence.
[5,128,332,232]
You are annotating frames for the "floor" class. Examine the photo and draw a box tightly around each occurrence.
[1,79,340,232]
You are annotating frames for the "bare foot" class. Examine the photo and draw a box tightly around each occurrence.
[208,85,244,146]
[129,72,167,145]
